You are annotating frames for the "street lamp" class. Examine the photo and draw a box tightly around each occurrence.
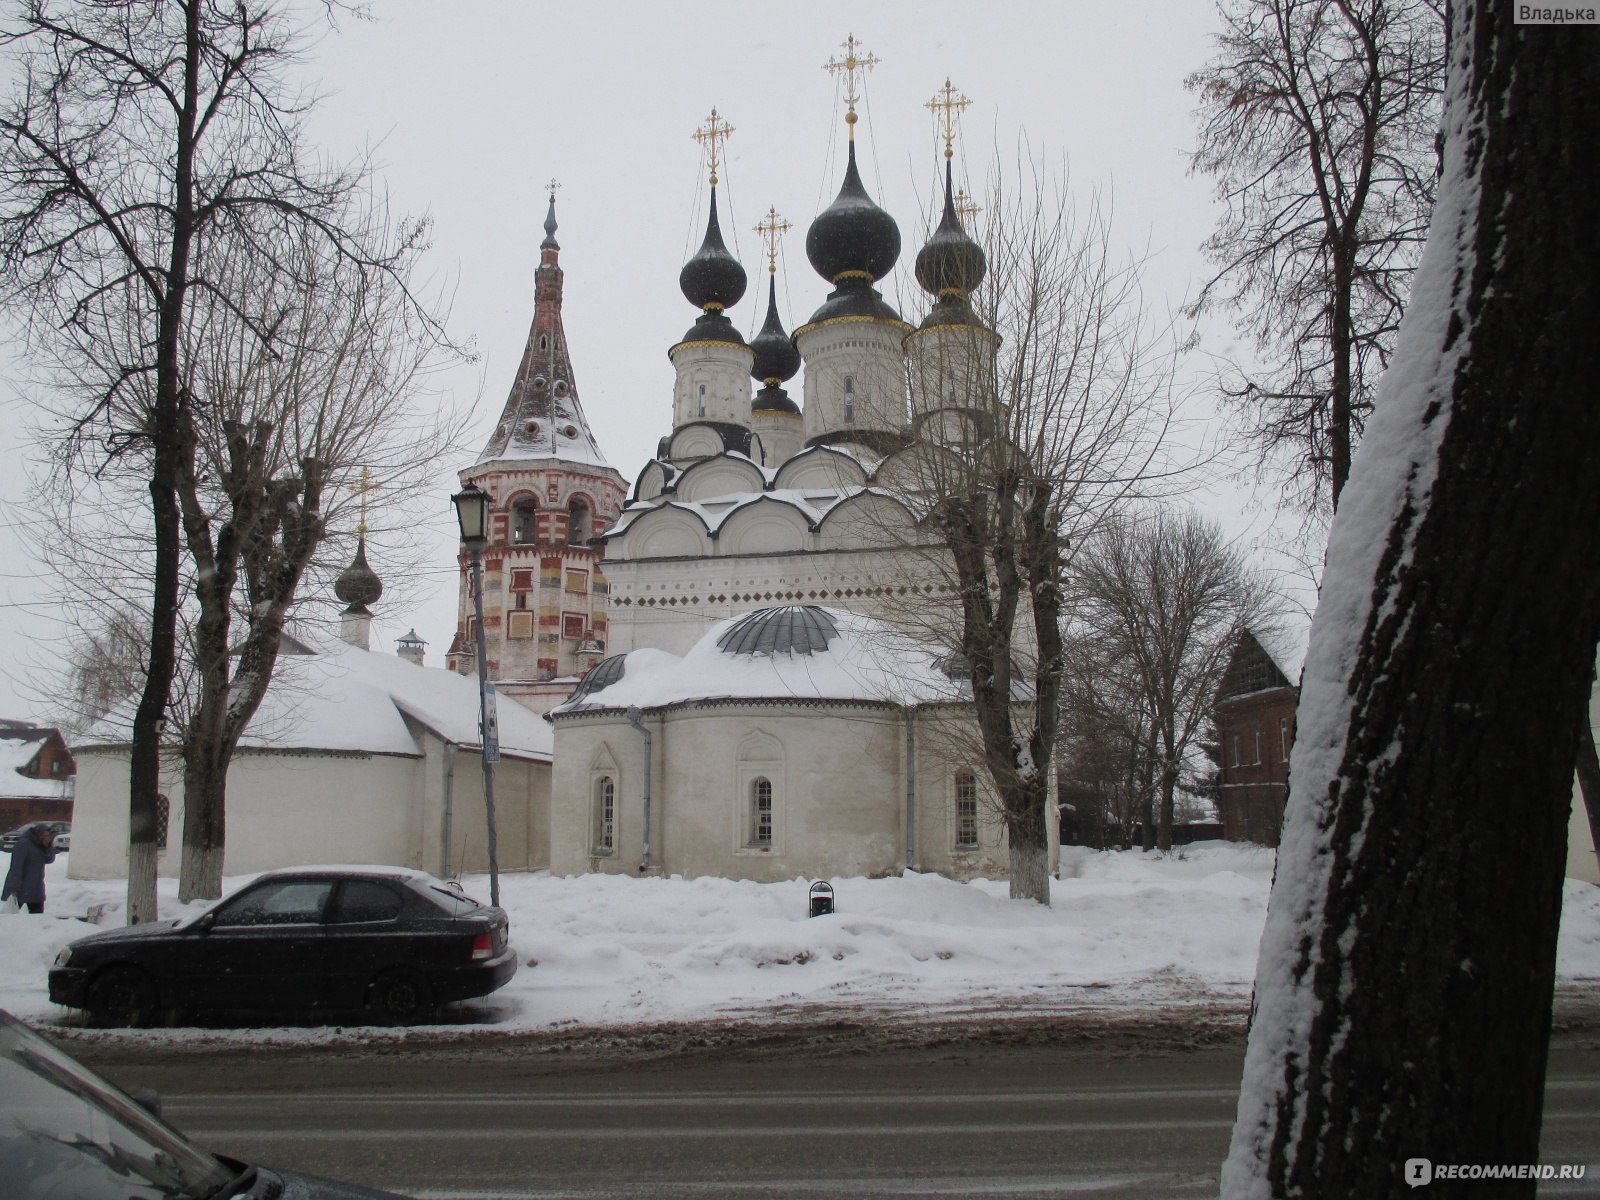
[451,482,500,906]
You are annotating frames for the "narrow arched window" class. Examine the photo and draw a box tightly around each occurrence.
[954,771,978,849]
[568,498,592,546]
[512,499,537,545]
[843,375,855,424]
[750,777,773,847]
[697,383,707,417]
[539,335,549,352]
[594,776,615,852]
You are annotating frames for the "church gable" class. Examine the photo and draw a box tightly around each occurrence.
[676,455,769,503]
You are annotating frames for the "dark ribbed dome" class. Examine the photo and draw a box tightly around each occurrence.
[679,189,748,313]
[916,162,985,298]
[716,606,839,656]
[806,142,901,285]
[334,536,383,613]
[749,276,800,385]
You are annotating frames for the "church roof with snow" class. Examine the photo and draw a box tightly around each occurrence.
[553,606,1026,714]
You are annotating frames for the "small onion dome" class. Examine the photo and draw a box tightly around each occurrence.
[916,161,985,299]
[334,535,383,614]
[679,188,748,314]
[540,193,560,251]
[806,141,901,285]
[749,276,800,386]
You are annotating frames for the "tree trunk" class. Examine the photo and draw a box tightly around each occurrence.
[1223,6,1600,1196]
[178,743,227,903]
[1007,774,1051,904]
[1156,762,1176,853]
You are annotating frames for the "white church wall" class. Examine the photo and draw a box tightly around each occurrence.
[67,746,423,879]
[552,704,906,882]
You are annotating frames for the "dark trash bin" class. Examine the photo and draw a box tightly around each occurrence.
[809,880,835,918]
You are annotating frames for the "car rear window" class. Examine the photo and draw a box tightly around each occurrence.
[329,880,404,924]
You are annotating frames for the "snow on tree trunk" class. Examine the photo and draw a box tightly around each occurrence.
[1222,6,1600,1196]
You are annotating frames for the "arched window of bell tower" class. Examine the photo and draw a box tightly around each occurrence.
[512,498,537,545]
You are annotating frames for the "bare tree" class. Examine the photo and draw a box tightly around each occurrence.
[883,159,1188,904]
[1222,3,1600,1192]
[1065,505,1275,852]
[0,1,440,921]
[169,221,460,900]
[1188,0,1445,516]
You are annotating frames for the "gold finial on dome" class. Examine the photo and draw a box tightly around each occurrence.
[692,107,734,187]
[754,207,792,276]
[824,34,880,142]
[927,78,970,161]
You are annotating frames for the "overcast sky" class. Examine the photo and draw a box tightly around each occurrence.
[0,0,1281,725]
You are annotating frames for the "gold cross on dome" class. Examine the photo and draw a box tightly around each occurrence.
[955,189,981,226]
[546,177,561,202]
[352,466,380,537]
[754,207,792,275]
[824,34,880,139]
[927,79,970,161]
[692,108,734,187]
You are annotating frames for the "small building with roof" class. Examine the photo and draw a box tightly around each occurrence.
[1213,630,1298,845]
[0,720,75,833]
[68,630,552,882]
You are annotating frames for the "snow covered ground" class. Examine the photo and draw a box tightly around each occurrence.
[4,843,1598,1043]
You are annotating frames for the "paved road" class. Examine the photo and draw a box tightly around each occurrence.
[72,1027,1600,1199]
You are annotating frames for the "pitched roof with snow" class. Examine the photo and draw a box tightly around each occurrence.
[81,638,552,761]
[0,731,70,799]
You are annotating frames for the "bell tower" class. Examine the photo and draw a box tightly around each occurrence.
[448,184,628,713]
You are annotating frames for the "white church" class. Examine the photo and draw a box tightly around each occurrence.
[451,55,1051,884]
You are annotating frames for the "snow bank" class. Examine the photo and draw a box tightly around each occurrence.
[2,844,1596,1043]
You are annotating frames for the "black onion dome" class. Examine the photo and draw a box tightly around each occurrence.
[679,189,748,313]
[749,276,800,385]
[915,162,985,297]
[806,141,901,285]
[540,194,559,251]
[334,536,383,613]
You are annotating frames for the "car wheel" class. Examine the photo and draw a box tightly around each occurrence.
[87,965,160,1028]
[367,969,433,1025]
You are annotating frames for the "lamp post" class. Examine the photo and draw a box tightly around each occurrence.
[451,482,500,906]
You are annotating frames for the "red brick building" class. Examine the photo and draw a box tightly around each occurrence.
[1215,632,1297,845]
[0,720,75,831]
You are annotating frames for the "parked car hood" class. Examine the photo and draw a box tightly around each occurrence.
[71,916,190,947]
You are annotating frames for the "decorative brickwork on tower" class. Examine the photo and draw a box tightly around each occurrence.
[447,191,627,714]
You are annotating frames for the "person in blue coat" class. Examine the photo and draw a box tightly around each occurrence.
[2,823,57,914]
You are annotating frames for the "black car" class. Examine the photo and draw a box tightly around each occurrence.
[1,1007,413,1198]
[49,866,516,1027]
